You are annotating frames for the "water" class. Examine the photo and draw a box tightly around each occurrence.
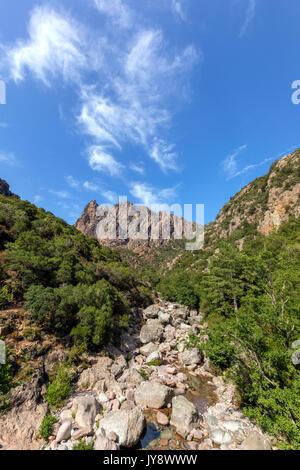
[139,373,217,450]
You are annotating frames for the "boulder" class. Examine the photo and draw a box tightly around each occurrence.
[135,381,173,409]
[291,340,300,349]
[158,312,170,325]
[210,428,233,445]
[164,325,176,342]
[143,305,160,319]
[156,411,169,426]
[140,342,158,356]
[72,396,100,431]
[94,435,119,450]
[56,420,72,444]
[98,407,146,447]
[180,348,203,366]
[118,368,144,386]
[146,350,163,365]
[291,349,300,367]
[240,431,271,450]
[170,396,201,438]
[140,319,163,344]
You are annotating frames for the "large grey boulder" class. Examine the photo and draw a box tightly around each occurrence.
[72,396,100,431]
[164,325,176,342]
[291,349,300,367]
[135,381,173,409]
[170,396,201,438]
[180,348,203,366]
[140,319,163,344]
[98,407,146,447]
[56,420,72,444]
[140,342,158,356]
[240,431,271,450]
[291,340,300,349]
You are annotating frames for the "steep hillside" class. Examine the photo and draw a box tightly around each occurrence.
[205,150,300,248]
[0,179,19,199]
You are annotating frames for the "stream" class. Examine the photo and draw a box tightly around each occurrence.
[139,373,217,450]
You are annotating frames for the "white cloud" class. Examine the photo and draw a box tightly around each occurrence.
[0,151,17,166]
[88,145,124,176]
[230,146,297,178]
[5,6,87,85]
[150,139,178,172]
[101,190,118,204]
[49,189,71,199]
[171,0,186,21]
[78,29,198,173]
[240,0,256,37]
[33,195,43,205]
[130,163,145,175]
[83,180,100,192]
[93,0,132,28]
[222,144,247,179]
[130,182,177,207]
[66,175,80,189]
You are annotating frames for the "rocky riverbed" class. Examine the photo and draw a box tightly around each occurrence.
[40,301,272,451]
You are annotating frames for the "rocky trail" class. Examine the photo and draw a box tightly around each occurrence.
[0,302,272,451]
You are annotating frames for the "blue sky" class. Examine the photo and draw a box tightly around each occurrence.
[0,0,300,224]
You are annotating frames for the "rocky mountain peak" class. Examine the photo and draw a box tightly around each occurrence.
[0,178,19,199]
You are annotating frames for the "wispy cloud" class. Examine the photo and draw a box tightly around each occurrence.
[222,144,247,179]
[223,145,297,180]
[49,189,72,199]
[171,0,186,21]
[1,4,199,179]
[33,195,43,205]
[130,163,145,175]
[101,190,118,204]
[65,175,80,189]
[130,182,178,207]
[93,0,132,28]
[0,151,18,166]
[240,0,256,37]
[87,145,124,176]
[83,180,100,192]
[3,6,88,85]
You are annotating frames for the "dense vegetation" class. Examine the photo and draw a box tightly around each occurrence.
[161,217,300,449]
[0,194,153,405]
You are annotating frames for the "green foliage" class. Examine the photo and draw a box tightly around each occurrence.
[138,369,149,380]
[46,364,72,408]
[72,439,94,450]
[39,415,58,441]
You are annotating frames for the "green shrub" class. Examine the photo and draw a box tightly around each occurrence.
[72,439,94,450]
[39,415,57,441]
[46,365,72,408]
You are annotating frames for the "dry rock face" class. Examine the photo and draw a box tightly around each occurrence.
[206,151,300,246]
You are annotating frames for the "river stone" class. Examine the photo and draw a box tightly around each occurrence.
[291,349,300,367]
[180,348,203,366]
[98,407,146,447]
[94,435,119,450]
[140,342,158,356]
[210,428,233,445]
[156,411,169,426]
[72,396,100,431]
[56,420,72,443]
[146,350,163,365]
[135,381,173,409]
[240,432,271,450]
[170,396,201,438]
[140,319,163,344]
